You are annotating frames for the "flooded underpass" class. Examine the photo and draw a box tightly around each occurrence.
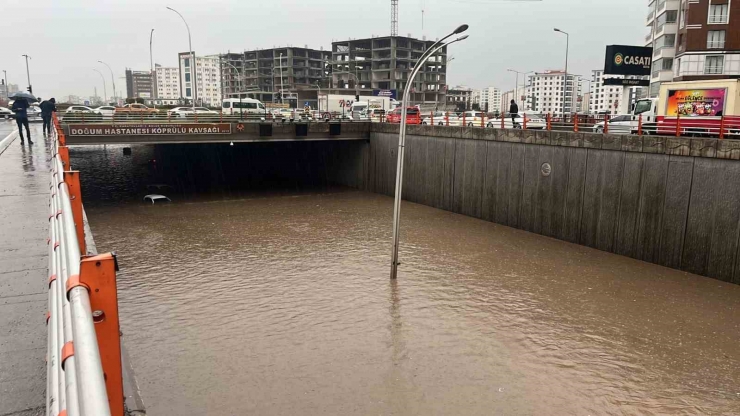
[71,144,740,415]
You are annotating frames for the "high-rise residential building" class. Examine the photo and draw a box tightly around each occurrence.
[471,89,481,107]
[645,0,680,96]
[178,52,222,107]
[588,70,641,114]
[125,69,154,99]
[220,47,331,102]
[331,36,447,107]
[155,64,181,101]
[478,87,501,113]
[673,0,740,82]
[524,70,583,114]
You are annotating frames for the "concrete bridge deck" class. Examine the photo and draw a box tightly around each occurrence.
[0,123,49,416]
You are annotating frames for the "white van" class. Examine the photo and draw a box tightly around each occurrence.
[222,98,266,116]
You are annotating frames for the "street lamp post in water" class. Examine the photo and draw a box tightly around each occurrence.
[389,24,469,280]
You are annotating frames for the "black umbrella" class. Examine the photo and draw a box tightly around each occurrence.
[9,91,38,103]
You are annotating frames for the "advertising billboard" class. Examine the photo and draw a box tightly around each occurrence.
[373,89,397,99]
[604,45,653,76]
[665,89,727,117]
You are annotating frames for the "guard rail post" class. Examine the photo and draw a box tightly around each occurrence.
[523,113,527,130]
[430,111,434,125]
[462,112,466,126]
[546,113,551,131]
[574,113,579,133]
[500,113,505,129]
[719,115,725,139]
[480,114,484,128]
[676,113,681,137]
[604,114,609,134]
[445,112,449,126]
[638,114,643,135]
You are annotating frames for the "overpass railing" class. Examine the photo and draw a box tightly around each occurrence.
[47,113,124,416]
[57,110,740,139]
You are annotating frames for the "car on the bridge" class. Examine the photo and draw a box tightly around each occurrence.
[592,114,633,134]
[487,113,547,130]
[168,107,219,119]
[93,106,116,118]
[0,107,12,119]
[386,107,422,124]
[65,106,96,114]
[421,111,462,126]
[114,103,158,119]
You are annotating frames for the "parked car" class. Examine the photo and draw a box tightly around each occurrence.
[114,103,158,118]
[487,113,547,129]
[65,105,96,114]
[421,111,462,126]
[0,107,12,119]
[94,106,116,118]
[386,107,422,124]
[592,114,633,134]
[168,107,218,119]
[458,110,490,127]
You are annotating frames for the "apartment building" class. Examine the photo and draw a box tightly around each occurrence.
[674,0,740,81]
[155,64,180,101]
[220,47,331,101]
[125,69,154,99]
[589,70,640,114]
[477,86,501,113]
[646,0,680,96]
[524,70,583,114]
[331,36,447,107]
[178,52,222,107]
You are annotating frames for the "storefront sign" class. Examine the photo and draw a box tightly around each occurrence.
[68,123,232,136]
[603,78,650,87]
[665,88,727,117]
[373,89,398,99]
[604,45,653,76]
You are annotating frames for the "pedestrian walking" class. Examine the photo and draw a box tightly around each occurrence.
[509,99,519,128]
[11,98,32,144]
[40,98,56,136]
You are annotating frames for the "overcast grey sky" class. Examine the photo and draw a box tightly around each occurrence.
[2,0,646,99]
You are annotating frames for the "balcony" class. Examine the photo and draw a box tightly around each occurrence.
[708,15,728,24]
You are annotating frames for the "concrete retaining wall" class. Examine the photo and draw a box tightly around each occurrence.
[360,124,740,284]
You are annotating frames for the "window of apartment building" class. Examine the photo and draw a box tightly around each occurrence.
[185,73,191,82]
[707,30,726,49]
[185,87,192,97]
[709,3,729,24]
[184,58,190,67]
[705,55,724,74]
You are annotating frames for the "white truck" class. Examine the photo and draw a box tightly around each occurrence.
[630,79,740,136]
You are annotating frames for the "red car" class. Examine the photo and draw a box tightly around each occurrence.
[387,107,422,124]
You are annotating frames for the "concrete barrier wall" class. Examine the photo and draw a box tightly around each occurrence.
[362,124,740,284]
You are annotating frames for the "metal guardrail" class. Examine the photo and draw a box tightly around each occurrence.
[48,113,124,416]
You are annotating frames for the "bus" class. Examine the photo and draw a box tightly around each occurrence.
[222,98,266,117]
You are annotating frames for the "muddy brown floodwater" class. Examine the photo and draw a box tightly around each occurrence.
[76,145,740,416]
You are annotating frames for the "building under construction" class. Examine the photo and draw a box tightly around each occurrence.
[330,35,448,108]
[220,47,332,104]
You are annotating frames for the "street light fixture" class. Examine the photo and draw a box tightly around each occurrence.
[223,61,243,119]
[98,60,117,106]
[167,6,196,110]
[92,69,108,105]
[390,24,469,280]
[554,28,569,117]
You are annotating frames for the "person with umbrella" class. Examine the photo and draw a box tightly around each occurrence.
[10,91,36,144]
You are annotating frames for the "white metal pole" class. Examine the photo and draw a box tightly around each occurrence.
[98,61,116,106]
[279,53,284,104]
[93,69,107,105]
[167,7,195,109]
[390,25,469,279]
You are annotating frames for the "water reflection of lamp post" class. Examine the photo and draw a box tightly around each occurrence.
[390,24,469,280]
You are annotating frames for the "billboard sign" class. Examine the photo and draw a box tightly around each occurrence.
[604,45,653,76]
[603,78,650,87]
[373,89,397,99]
[68,123,232,136]
[665,88,727,117]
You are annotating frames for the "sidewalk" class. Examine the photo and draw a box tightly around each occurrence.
[0,123,51,416]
